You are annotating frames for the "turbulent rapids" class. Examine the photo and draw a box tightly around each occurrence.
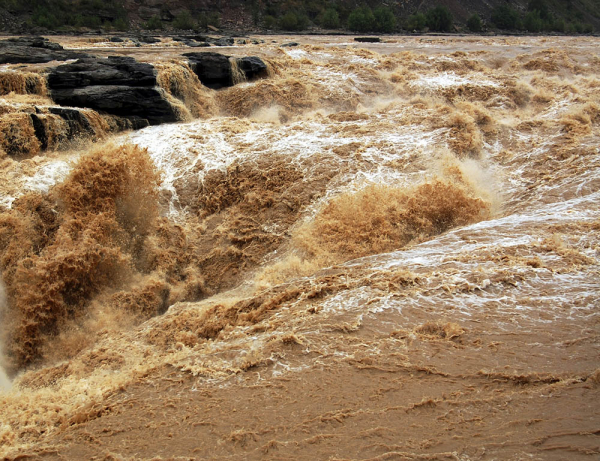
[0,35,599,460]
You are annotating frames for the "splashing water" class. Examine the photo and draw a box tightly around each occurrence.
[0,35,599,459]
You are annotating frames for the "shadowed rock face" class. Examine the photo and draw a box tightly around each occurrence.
[183,52,232,89]
[29,107,149,150]
[237,56,269,80]
[184,52,268,89]
[0,37,88,64]
[48,56,178,125]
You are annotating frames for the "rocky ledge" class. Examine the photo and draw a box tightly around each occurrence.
[184,52,268,89]
[0,36,89,64]
[48,56,178,125]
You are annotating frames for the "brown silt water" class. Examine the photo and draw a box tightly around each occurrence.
[0,35,599,460]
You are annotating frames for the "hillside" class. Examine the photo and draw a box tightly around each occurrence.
[0,0,598,34]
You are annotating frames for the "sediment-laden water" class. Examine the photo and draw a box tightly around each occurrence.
[0,35,599,460]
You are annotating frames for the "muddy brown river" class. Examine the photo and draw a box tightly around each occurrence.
[0,34,599,460]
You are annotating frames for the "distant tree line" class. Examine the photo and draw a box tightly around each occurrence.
[2,0,130,31]
[2,0,595,34]
[486,0,594,34]
[256,0,594,34]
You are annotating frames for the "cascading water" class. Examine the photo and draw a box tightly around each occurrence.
[0,34,598,460]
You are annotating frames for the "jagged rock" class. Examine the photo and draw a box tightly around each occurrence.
[173,35,213,47]
[5,36,63,50]
[183,52,232,89]
[110,37,124,43]
[52,86,177,126]
[281,42,299,47]
[48,56,177,125]
[212,37,234,46]
[184,52,268,89]
[29,107,96,149]
[175,35,236,47]
[236,57,269,81]
[29,106,149,151]
[52,85,178,125]
[0,37,88,64]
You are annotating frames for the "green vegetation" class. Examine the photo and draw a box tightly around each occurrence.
[373,7,396,32]
[113,17,128,32]
[321,8,340,29]
[172,10,195,30]
[491,4,521,30]
[263,15,277,29]
[487,0,594,33]
[406,6,453,32]
[523,10,543,32]
[197,12,220,29]
[528,0,550,20]
[144,15,163,30]
[466,14,482,32]
[425,6,453,32]
[347,6,396,32]
[24,0,128,31]
[279,11,309,31]
[347,6,376,32]
[5,0,596,34]
[406,12,427,31]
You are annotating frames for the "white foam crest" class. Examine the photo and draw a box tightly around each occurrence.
[412,72,499,90]
[284,49,307,60]
[346,190,600,274]
[23,160,72,193]
[0,196,15,210]
[320,287,373,314]
[126,120,246,215]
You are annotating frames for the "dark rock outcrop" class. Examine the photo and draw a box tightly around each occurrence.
[186,41,211,48]
[212,37,234,47]
[137,35,161,44]
[52,86,177,125]
[184,52,268,89]
[183,52,232,89]
[0,37,89,64]
[48,56,157,88]
[237,56,269,81]
[30,107,149,150]
[173,36,211,48]
[173,35,235,48]
[354,37,381,43]
[48,56,177,125]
